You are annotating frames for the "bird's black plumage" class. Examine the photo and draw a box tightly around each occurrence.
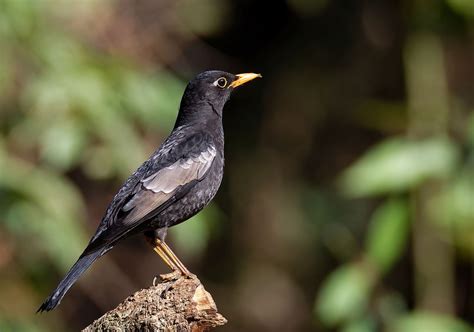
[37,70,261,312]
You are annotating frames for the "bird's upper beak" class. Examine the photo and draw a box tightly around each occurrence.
[229,73,262,88]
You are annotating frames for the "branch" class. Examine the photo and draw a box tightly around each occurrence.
[82,273,227,332]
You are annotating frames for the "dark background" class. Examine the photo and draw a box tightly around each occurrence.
[0,0,473,331]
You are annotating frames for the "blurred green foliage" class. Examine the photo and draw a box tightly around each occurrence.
[0,0,186,330]
[316,263,373,327]
[340,138,460,196]
[365,199,409,273]
[388,312,472,332]
[313,0,474,329]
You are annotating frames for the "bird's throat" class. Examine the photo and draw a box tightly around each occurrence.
[207,101,222,117]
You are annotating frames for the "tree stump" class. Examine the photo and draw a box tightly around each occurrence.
[83,273,227,332]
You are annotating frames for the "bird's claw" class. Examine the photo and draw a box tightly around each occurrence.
[157,270,182,283]
[153,270,196,285]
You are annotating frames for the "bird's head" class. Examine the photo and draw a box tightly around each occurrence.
[178,70,261,122]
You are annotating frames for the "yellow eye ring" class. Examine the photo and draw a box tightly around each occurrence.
[214,77,227,88]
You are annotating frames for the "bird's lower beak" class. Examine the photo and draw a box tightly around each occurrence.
[229,73,262,88]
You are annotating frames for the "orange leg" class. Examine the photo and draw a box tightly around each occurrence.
[145,235,191,276]
[157,239,191,275]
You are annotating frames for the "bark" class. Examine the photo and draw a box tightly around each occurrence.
[83,273,227,332]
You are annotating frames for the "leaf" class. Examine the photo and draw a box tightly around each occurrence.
[388,311,472,332]
[446,0,474,18]
[434,168,474,228]
[365,199,409,272]
[339,138,459,197]
[342,317,376,332]
[316,264,372,327]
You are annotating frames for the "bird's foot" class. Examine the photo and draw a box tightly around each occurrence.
[155,270,182,284]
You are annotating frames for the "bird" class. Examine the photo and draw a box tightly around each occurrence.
[37,70,261,312]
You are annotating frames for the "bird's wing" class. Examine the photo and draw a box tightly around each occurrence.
[120,145,216,225]
[84,129,216,252]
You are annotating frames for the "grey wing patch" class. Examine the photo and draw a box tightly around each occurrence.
[121,146,216,225]
[142,146,216,194]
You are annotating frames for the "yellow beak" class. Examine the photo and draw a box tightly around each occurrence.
[229,73,262,88]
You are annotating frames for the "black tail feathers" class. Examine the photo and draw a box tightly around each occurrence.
[37,248,106,312]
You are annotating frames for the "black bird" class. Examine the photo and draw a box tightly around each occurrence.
[38,70,261,312]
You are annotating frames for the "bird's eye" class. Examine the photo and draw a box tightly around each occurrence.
[213,77,227,88]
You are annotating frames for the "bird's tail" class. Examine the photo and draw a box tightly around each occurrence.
[37,248,107,312]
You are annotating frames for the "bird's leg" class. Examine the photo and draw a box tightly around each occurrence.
[145,229,192,277]
[144,232,177,272]
[157,239,191,276]
[145,231,181,282]
[154,228,191,276]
